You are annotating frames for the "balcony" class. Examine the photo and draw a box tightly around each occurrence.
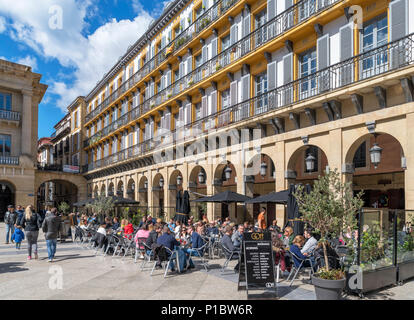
[0,110,21,124]
[84,0,242,124]
[84,33,414,173]
[0,156,19,166]
[85,0,341,149]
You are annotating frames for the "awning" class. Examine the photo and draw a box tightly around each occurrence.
[193,190,252,203]
[245,190,289,204]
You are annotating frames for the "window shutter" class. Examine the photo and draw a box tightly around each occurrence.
[267,61,277,90]
[285,0,293,9]
[339,23,354,62]
[243,12,251,37]
[267,0,276,21]
[202,45,208,63]
[187,56,192,74]
[317,34,330,70]
[241,75,250,101]
[166,70,172,86]
[145,86,149,100]
[283,53,293,84]
[211,38,218,57]
[150,82,155,97]
[185,103,191,124]
[230,24,237,45]
[211,91,217,114]
[161,116,165,129]
[150,120,154,139]
[202,96,208,118]
[161,75,165,90]
[179,62,184,78]
[178,107,183,127]
[166,112,171,130]
[230,80,238,105]
[390,0,408,42]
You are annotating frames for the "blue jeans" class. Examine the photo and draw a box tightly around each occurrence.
[5,224,14,243]
[46,239,57,260]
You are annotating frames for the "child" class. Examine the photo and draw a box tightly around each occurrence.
[12,226,25,250]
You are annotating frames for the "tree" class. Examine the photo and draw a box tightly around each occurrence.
[86,195,115,217]
[58,201,70,215]
[293,169,364,274]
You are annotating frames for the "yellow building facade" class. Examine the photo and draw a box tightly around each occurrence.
[78,0,414,225]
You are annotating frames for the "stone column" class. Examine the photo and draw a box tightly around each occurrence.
[405,113,414,210]
[275,141,286,226]
[328,128,343,174]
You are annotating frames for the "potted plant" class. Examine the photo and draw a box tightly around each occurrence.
[293,169,364,300]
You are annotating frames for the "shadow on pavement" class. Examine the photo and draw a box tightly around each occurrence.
[0,262,29,274]
[40,254,96,262]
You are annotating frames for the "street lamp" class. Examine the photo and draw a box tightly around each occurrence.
[177,175,182,186]
[305,154,316,172]
[159,178,164,188]
[260,161,267,177]
[370,143,382,169]
[144,181,148,189]
[198,171,205,184]
[224,166,232,180]
[1,184,5,192]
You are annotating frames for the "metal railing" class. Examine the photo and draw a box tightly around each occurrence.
[85,0,339,148]
[0,110,20,121]
[84,0,241,124]
[0,156,19,165]
[86,34,414,172]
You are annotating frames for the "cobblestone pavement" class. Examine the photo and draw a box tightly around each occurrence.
[0,223,412,300]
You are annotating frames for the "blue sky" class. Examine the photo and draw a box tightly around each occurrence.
[0,0,172,138]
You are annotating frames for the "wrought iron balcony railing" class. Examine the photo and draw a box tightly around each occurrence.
[85,0,240,124]
[85,0,339,148]
[85,33,414,172]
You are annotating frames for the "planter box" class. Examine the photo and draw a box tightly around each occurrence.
[345,266,397,295]
[397,260,414,283]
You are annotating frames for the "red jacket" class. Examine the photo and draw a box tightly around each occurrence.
[124,223,134,237]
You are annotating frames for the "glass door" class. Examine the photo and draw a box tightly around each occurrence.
[299,48,317,99]
[255,73,268,115]
[255,10,267,48]
[360,15,388,79]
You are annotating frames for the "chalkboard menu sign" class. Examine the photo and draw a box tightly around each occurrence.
[238,232,276,295]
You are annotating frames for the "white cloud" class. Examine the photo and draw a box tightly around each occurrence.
[0,0,153,111]
[15,55,38,70]
[0,16,6,33]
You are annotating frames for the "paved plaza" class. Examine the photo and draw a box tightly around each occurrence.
[0,223,413,300]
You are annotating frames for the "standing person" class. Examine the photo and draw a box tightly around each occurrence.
[42,208,62,262]
[257,207,267,230]
[15,205,25,226]
[69,212,78,242]
[18,206,42,260]
[12,225,25,250]
[4,205,17,244]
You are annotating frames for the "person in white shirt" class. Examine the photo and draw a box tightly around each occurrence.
[174,220,182,238]
[301,228,318,256]
[97,225,107,236]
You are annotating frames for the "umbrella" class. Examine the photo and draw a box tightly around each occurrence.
[174,190,189,224]
[286,184,311,235]
[193,190,252,203]
[245,190,289,204]
[73,198,94,207]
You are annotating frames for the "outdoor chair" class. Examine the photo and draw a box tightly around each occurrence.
[188,242,209,271]
[335,245,349,268]
[104,234,120,256]
[150,246,177,278]
[134,237,148,263]
[113,234,128,257]
[140,242,155,271]
[219,242,240,273]
[286,250,315,286]
[121,234,137,260]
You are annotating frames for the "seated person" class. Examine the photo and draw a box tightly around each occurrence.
[179,226,191,245]
[207,222,219,236]
[95,224,108,249]
[231,224,244,249]
[282,226,295,247]
[313,242,340,271]
[289,235,312,269]
[112,217,120,231]
[271,233,289,274]
[301,228,318,256]
[146,224,161,253]
[185,225,205,257]
[220,225,240,271]
[104,217,113,230]
[156,226,180,271]
[123,220,134,239]
[268,220,281,233]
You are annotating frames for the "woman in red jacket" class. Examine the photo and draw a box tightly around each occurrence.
[123,220,134,240]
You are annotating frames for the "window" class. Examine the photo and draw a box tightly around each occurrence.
[299,48,317,97]
[196,6,204,19]
[0,134,11,156]
[221,35,230,51]
[0,93,11,111]
[361,15,388,77]
[174,69,180,82]
[220,35,231,66]
[353,141,367,168]
[195,103,202,120]
[255,73,268,114]
[255,10,267,46]
[175,25,181,37]
[221,90,230,110]
[195,54,203,68]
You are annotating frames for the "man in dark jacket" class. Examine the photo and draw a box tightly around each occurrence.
[42,208,62,262]
[4,205,17,244]
[15,205,25,226]
[221,225,240,272]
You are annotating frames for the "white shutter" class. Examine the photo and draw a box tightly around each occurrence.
[211,91,217,114]
[166,70,172,86]
[230,24,237,45]
[267,0,276,21]
[241,75,250,101]
[179,62,184,78]
[283,53,293,84]
[201,96,208,118]
[202,45,208,63]
[185,103,191,124]
[187,56,192,75]
[267,61,277,90]
[390,0,408,42]
[211,38,218,57]
[230,80,238,105]
[317,34,330,71]
[166,112,171,130]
